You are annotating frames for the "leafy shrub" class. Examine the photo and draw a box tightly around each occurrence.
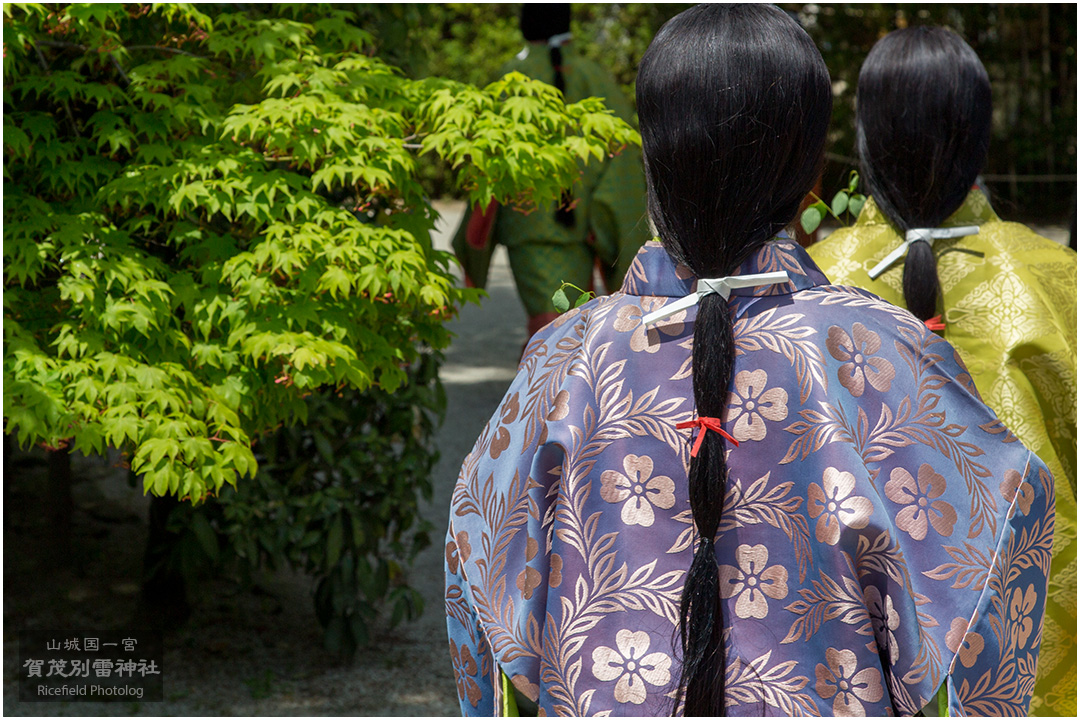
[3,3,639,500]
[165,353,444,656]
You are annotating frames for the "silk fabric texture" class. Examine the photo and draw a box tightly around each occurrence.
[809,190,1076,715]
[446,238,1054,716]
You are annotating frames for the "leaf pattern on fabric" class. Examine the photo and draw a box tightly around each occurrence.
[725,650,819,716]
[721,473,814,583]
[734,308,827,404]
[446,238,1052,716]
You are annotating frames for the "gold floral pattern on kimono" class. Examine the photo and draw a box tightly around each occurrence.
[809,191,1075,715]
[448,238,1053,716]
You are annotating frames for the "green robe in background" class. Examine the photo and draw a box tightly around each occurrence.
[452,43,649,318]
[809,190,1077,716]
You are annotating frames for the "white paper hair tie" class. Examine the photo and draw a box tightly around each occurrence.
[547,32,572,48]
[867,225,980,280]
[641,271,790,327]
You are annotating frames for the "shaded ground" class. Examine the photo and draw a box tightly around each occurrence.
[3,201,524,716]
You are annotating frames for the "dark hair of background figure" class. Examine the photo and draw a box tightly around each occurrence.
[520,3,576,228]
[856,26,992,320]
[635,5,831,715]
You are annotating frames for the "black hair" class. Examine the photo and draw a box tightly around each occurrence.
[636,4,831,715]
[520,3,576,227]
[520,3,570,42]
[856,26,992,320]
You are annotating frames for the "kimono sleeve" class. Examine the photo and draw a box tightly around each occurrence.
[445,316,580,716]
[446,526,497,716]
[945,454,1055,716]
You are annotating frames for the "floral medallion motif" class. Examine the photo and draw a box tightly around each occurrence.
[600,454,675,527]
[1009,584,1039,649]
[450,638,482,707]
[946,617,985,669]
[826,322,895,397]
[864,586,900,664]
[590,629,672,705]
[1000,469,1035,516]
[613,299,685,354]
[718,544,789,619]
[814,647,885,716]
[725,369,789,442]
[807,467,873,545]
[516,537,542,599]
[884,464,957,540]
[445,530,471,575]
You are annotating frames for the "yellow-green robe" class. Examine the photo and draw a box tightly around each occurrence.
[809,190,1077,715]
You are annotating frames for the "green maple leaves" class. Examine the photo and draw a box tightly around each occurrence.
[3,3,639,501]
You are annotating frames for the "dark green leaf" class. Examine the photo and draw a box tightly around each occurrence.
[326,515,344,568]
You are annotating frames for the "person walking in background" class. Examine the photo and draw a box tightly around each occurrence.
[808,27,1075,715]
[446,5,1052,715]
[452,4,650,340]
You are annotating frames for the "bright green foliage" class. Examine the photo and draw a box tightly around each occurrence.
[3,3,640,502]
[801,170,867,234]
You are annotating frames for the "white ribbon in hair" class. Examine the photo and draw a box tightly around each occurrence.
[547,32,572,48]
[867,225,980,280]
[641,271,791,327]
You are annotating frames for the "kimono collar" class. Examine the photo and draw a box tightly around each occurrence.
[621,236,830,317]
[854,188,1001,231]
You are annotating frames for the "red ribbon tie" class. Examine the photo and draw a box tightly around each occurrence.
[924,315,946,332]
[676,416,739,457]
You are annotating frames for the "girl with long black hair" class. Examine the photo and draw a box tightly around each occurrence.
[448,6,1051,716]
[810,27,1074,714]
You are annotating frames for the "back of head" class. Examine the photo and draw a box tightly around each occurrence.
[856,26,991,319]
[637,3,831,278]
[520,4,571,42]
[635,4,831,715]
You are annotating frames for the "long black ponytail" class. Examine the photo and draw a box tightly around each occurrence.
[636,5,831,715]
[549,40,575,228]
[520,3,575,227]
[855,26,991,320]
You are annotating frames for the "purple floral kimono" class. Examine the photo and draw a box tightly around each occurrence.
[446,239,1053,716]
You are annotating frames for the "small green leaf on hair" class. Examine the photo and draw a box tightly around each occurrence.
[552,287,569,313]
[848,194,865,219]
[800,205,823,234]
[831,191,849,217]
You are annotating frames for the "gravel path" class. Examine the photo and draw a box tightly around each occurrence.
[4,200,523,716]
